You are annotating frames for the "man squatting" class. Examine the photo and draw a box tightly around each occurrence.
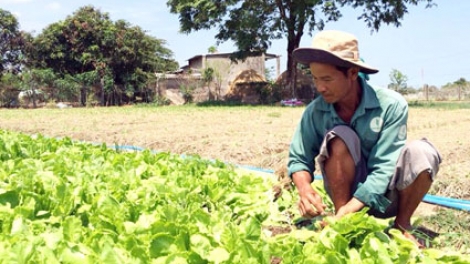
[288,30,442,248]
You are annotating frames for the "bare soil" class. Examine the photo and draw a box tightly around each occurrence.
[0,105,469,201]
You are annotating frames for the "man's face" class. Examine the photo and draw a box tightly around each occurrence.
[309,62,358,104]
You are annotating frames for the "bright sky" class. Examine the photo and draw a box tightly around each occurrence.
[1,0,468,88]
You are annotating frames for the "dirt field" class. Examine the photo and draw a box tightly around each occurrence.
[0,105,469,201]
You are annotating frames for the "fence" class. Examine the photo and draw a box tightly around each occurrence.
[403,85,470,101]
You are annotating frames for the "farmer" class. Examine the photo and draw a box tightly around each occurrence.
[287,30,442,247]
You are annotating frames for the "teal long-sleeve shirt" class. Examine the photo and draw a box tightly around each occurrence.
[288,78,408,213]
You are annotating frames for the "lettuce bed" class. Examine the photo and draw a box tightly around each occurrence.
[0,131,468,263]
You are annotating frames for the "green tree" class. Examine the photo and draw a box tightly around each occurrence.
[0,72,21,107]
[53,74,82,103]
[167,0,435,95]
[202,67,214,100]
[0,9,29,77]
[31,69,56,102]
[206,60,230,100]
[453,77,467,101]
[18,69,55,108]
[27,5,178,106]
[208,46,218,54]
[388,68,408,94]
[453,77,467,88]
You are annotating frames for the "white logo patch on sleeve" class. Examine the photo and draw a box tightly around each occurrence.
[398,124,407,140]
[370,117,384,133]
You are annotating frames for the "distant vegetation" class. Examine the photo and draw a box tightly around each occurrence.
[0,6,178,108]
[408,101,470,110]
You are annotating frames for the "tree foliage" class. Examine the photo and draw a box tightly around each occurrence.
[0,72,21,106]
[389,68,408,93]
[26,5,178,106]
[202,67,214,100]
[0,9,29,77]
[441,77,469,101]
[453,77,467,87]
[167,0,435,94]
[17,69,56,108]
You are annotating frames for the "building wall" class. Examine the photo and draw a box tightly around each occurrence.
[194,55,266,96]
[188,57,204,70]
[155,54,276,104]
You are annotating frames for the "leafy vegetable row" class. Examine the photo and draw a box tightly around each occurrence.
[0,130,468,263]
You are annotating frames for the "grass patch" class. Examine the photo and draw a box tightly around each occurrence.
[267,112,282,118]
[408,100,470,110]
[421,208,470,252]
[196,100,247,107]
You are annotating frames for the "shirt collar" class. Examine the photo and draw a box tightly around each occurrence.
[360,77,380,109]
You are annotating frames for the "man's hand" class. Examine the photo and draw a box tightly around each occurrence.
[292,171,326,218]
[334,197,365,219]
[318,198,366,229]
[298,185,326,218]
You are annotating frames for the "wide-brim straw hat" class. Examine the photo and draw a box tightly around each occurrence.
[293,30,379,74]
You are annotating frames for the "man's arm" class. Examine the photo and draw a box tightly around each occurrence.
[288,103,326,218]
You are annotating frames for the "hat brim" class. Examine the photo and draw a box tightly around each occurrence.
[292,48,379,74]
